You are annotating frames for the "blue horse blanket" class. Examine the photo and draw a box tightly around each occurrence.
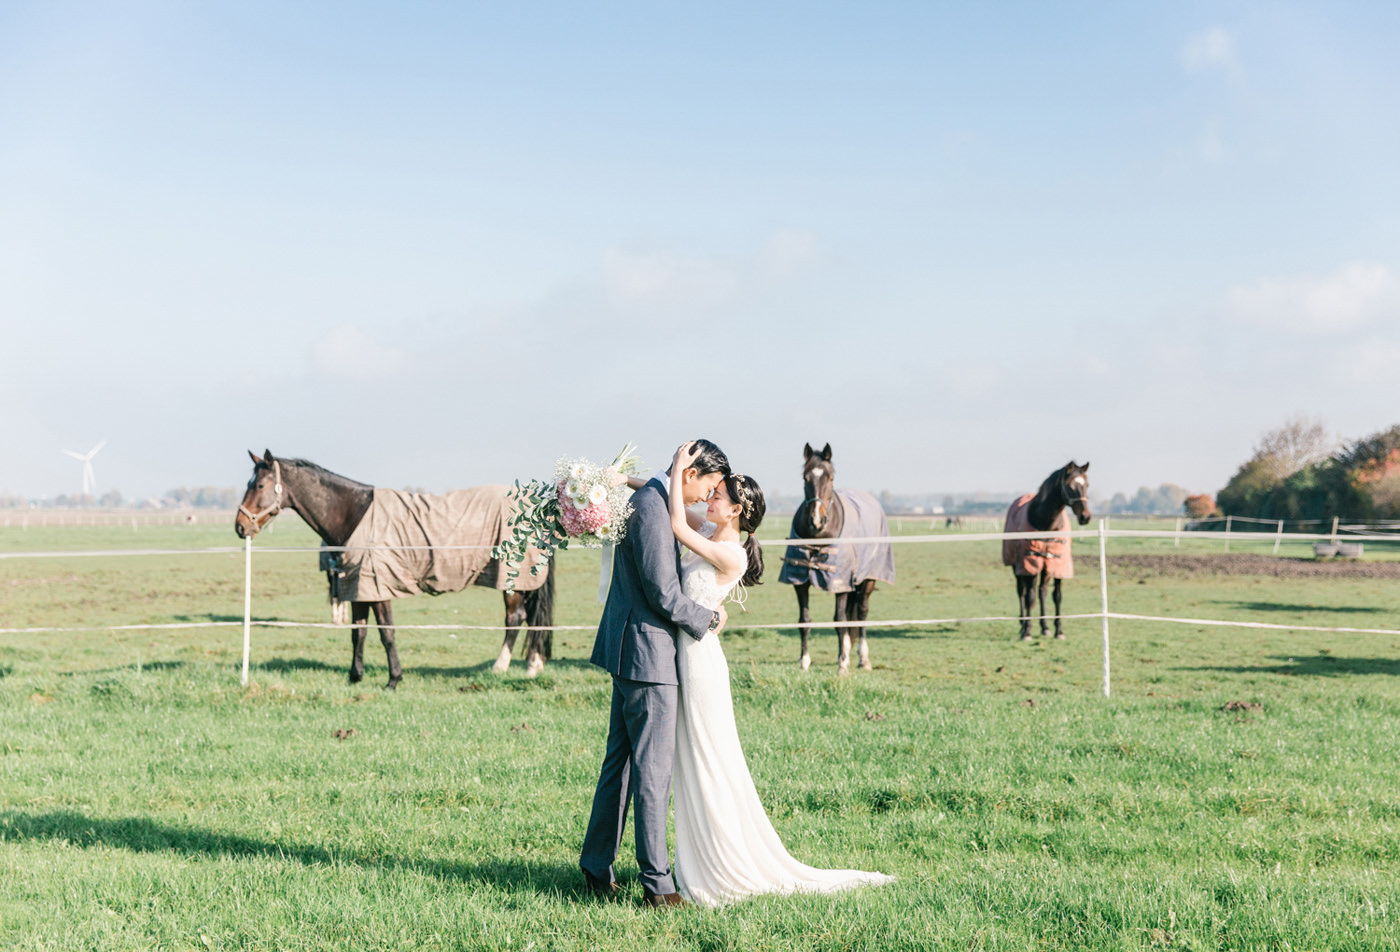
[778,488,896,593]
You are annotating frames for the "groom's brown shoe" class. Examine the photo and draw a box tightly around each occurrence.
[643,889,688,909]
[582,869,619,897]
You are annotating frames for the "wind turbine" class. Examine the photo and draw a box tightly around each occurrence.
[62,441,107,497]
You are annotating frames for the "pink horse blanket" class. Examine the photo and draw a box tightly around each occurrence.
[1002,494,1073,579]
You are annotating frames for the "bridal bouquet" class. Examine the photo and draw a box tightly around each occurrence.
[494,443,643,591]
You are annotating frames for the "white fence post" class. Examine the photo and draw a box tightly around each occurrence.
[1331,515,1339,544]
[1174,517,1181,547]
[1225,515,1232,552]
[1099,519,1110,699]
[1273,519,1284,555]
[242,535,252,687]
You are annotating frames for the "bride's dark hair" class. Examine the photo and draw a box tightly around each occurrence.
[723,473,766,587]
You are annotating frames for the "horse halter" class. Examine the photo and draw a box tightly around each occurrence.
[238,460,283,536]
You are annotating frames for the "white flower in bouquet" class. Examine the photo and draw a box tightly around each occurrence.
[494,443,645,592]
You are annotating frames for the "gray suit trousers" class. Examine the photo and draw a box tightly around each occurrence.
[579,676,678,895]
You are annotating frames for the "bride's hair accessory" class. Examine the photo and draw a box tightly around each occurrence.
[722,472,767,588]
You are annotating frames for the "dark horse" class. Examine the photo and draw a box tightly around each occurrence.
[779,443,895,675]
[234,451,554,688]
[1003,462,1091,641]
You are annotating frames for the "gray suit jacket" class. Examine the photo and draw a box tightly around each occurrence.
[590,477,712,685]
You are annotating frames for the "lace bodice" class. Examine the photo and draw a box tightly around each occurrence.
[681,544,745,611]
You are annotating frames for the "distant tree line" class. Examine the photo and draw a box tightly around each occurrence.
[1216,418,1400,521]
[0,487,242,509]
[1104,484,1189,515]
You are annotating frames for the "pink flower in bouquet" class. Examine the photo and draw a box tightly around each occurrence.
[556,479,612,536]
[559,497,612,536]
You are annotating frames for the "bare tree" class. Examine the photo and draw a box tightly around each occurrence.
[1252,417,1336,481]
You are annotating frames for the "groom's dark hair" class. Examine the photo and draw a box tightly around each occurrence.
[688,439,730,477]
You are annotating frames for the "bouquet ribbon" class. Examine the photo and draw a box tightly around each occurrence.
[597,542,615,604]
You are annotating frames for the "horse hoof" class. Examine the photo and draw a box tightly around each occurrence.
[1054,633,1066,641]
[799,656,811,672]
[860,661,873,671]
[837,665,850,677]
[492,660,509,675]
[1019,634,1033,643]
[348,671,363,684]
[385,680,399,691]
[525,658,543,679]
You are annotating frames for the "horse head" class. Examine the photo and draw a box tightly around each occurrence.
[797,442,836,537]
[1062,461,1091,526]
[235,449,284,539]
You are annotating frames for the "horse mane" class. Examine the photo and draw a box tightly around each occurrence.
[274,457,374,492]
[1027,465,1069,531]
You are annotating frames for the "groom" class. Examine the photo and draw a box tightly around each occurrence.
[580,439,731,907]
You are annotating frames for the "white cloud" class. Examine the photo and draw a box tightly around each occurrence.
[758,229,820,280]
[1228,262,1400,333]
[601,228,819,314]
[1196,120,1228,162]
[1181,27,1237,75]
[310,325,405,378]
[602,248,738,311]
[1331,338,1400,383]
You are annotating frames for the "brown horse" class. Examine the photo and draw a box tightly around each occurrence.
[234,451,554,688]
[1003,462,1091,641]
[778,443,896,674]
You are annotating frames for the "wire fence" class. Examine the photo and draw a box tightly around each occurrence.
[4,523,1400,696]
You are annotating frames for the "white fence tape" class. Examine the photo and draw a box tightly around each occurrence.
[5,521,1399,693]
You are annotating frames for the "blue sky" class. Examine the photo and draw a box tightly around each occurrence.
[3,2,1399,503]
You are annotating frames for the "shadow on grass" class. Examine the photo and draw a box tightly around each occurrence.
[1179,655,1400,677]
[771,626,933,640]
[1212,600,1388,615]
[252,656,597,681]
[0,810,585,897]
[59,660,188,677]
[255,657,341,673]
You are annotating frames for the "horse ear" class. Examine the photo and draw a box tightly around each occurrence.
[820,443,832,461]
[264,448,275,463]
[248,450,262,465]
[804,443,814,460]
[1081,461,1090,472]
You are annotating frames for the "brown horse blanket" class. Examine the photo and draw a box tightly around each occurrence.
[1002,494,1073,579]
[333,487,546,602]
[778,488,896,593]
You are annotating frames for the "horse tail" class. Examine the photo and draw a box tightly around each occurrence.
[523,554,555,660]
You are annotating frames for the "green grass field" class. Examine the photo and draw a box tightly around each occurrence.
[3,516,1400,950]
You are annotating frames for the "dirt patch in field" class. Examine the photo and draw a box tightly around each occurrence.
[1083,553,1400,579]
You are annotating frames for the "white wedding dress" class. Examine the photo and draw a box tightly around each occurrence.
[672,535,894,907]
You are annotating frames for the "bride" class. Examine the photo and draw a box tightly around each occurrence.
[661,442,893,908]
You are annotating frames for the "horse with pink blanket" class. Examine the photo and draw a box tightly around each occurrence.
[1002,462,1091,641]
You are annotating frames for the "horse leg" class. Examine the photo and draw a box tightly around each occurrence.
[835,592,851,676]
[1038,570,1050,637]
[1016,576,1033,641]
[521,562,554,678]
[855,579,874,671]
[495,592,523,674]
[1052,578,1065,640]
[372,601,402,690]
[349,602,370,683]
[518,601,546,680]
[796,583,812,671]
